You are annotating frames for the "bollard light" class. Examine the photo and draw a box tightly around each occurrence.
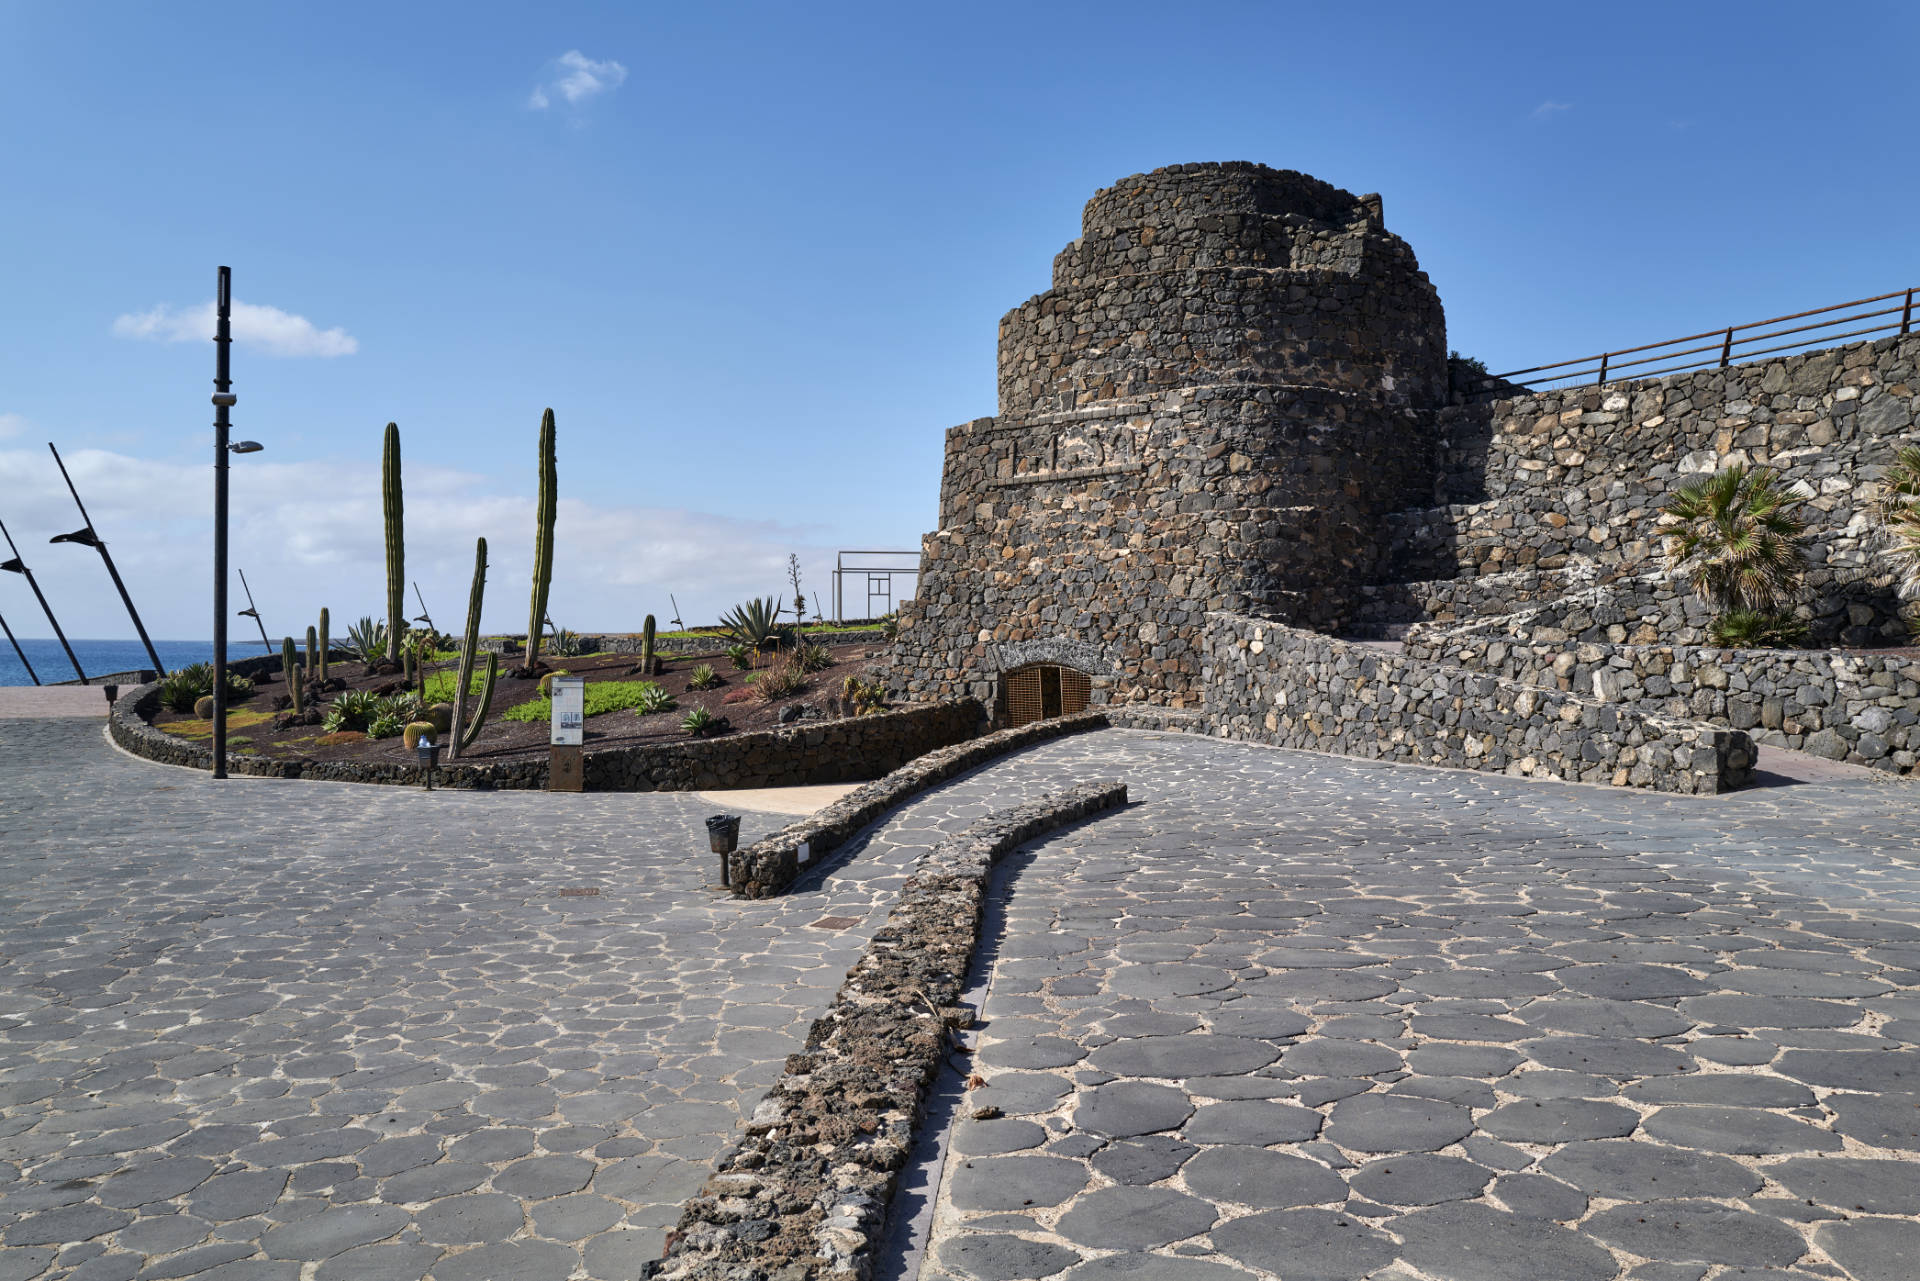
[706,814,742,888]
[103,683,119,708]
[416,735,441,789]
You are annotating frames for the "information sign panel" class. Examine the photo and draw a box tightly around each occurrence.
[550,676,585,746]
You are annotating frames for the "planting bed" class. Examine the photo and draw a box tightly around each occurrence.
[146,642,886,767]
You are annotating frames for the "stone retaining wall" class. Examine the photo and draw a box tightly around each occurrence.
[480,630,887,658]
[726,711,1111,897]
[1202,613,1755,794]
[649,782,1129,1281]
[111,684,985,792]
[1408,622,1920,773]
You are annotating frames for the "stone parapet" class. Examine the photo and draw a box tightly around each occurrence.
[1409,621,1920,773]
[649,782,1128,1281]
[1202,613,1755,794]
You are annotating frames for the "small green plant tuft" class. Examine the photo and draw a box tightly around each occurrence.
[688,663,719,689]
[842,675,888,716]
[754,658,806,702]
[725,643,753,671]
[1709,609,1811,649]
[681,706,716,736]
[633,684,677,716]
[795,642,832,673]
[367,711,406,740]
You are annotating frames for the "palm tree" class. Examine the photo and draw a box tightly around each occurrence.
[1877,444,1920,596]
[1658,464,1810,614]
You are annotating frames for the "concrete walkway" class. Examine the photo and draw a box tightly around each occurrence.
[0,687,110,719]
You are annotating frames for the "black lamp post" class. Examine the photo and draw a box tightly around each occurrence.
[0,609,39,685]
[0,517,86,683]
[47,442,166,677]
[211,267,265,779]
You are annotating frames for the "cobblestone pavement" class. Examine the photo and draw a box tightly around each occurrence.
[0,718,1122,1281]
[920,734,1920,1281]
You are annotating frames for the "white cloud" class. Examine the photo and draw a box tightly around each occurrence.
[0,412,26,440]
[112,301,358,358]
[529,51,627,110]
[0,447,830,639]
[1533,100,1572,118]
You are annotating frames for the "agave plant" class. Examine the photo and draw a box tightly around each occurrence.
[1877,444,1920,596]
[688,663,719,690]
[323,688,385,733]
[1659,465,1811,615]
[718,596,787,653]
[549,626,588,658]
[343,616,390,665]
[632,683,677,716]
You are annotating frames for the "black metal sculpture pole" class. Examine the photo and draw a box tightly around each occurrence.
[0,610,40,685]
[412,580,434,635]
[47,442,166,677]
[212,266,234,778]
[0,518,86,683]
[236,567,272,653]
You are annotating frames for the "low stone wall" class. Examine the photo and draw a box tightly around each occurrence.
[726,710,1111,896]
[480,629,887,658]
[650,782,1129,1281]
[1202,613,1755,794]
[1409,624,1920,772]
[110,685,985,792]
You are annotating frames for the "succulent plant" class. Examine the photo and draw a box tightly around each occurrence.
[633,683,677,716]
[367,711,405,740]
[344,616,388,666]
[425,702,454,735]
[317,608,330,682]
[159,662,253,713]
[402,720,437,750]
[688,663,718,690]
[642,614,657,674]
[383,422,405,662]
[281,637,302,715]
[681,706,715,736]
[305,625,318,679]
[725,643,752,671]
[719,596,786,653]
[796,642,832,673]
[194,694,215,719]
[523,408,557,672]
[448,537,495,759]
[538,670,569,697]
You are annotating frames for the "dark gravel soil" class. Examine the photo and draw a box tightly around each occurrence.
[150,643,884,766]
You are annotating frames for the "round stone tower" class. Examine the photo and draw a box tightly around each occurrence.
[888,162,1449,714]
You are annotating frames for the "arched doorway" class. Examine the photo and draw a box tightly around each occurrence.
[1001,664,1091,727]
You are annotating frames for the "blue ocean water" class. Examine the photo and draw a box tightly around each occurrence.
[0,638,234,686]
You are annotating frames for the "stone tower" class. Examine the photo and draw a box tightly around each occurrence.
[887,162,1450,714]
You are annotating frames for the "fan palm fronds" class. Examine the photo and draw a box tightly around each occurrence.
[1658,464,1810,614]
[1877,444,1920,596]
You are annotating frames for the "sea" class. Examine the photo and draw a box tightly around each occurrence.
[0,638,239,686]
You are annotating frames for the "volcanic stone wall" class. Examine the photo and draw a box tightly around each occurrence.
[889,162,1450,710]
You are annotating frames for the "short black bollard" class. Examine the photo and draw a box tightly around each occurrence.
[707,814,741,888]
[102,684,119,707]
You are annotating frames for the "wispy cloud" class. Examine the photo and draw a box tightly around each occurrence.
[0,412,25,440]
[0,447,822,637]
[1533,100,1572,119]
[112,301,358,358]
[529,51,628,111]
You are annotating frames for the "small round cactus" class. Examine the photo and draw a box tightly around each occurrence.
[401,720,437,750]
[538,670,568,697]
[425,702,454,735]
[194,694,215,719]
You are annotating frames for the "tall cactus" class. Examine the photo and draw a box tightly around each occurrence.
[450,537,497,759]
[382,422,405,663]
[305,625,318,679]
[281,637,302,715]
[523,408,557,672]
[642,614,656,675]
[318,607,330,682]
[403,637,415,689]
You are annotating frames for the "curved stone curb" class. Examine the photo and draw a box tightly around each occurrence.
[649,780,1128,1281]
[110,678,983,793]
[725,710,1110,896]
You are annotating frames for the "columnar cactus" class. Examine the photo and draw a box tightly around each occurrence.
[642,614,657,675]
[523,408,557,672]
[281,637,302,715]
[383,422,405,663]
[305,625,318,679]
[402,637,415,689]
[449,536,497,759]
[318,608,330,682]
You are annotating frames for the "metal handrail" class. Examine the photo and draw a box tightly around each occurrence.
[1478,286,1915,394]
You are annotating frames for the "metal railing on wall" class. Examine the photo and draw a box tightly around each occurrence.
[1476,286,1915,394]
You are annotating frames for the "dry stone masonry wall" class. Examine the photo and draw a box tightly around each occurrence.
[1203,613,1755,794]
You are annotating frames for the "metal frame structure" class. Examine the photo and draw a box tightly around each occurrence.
[830,549,921,624]
[47,442,166,676]
[1468,285,1917,395]
[0,517,85,683]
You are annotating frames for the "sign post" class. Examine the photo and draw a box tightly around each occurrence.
[549,676,585,792]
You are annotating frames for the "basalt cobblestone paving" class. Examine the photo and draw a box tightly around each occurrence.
[0,719,1137,1281]
[921,734,1920,1281]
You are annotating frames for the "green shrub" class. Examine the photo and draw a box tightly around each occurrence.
[755,659,806,702]
[725,643,753,671]
[422,667,492,702]
[157,662,255,713]
[681,706,715,736]
[688,663,719,689]
[1709,609,1810,649]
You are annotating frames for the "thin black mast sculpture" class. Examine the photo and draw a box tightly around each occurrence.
[0,610,40,685]
[412,581,434,635]
[0,518,86,683]
[47,442,166,676]
[236,568,272,653]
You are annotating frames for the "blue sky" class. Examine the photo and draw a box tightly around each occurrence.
[1,1,1915,639]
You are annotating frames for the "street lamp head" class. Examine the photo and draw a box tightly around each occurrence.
[228,441,264,454]
[50,527,101,548]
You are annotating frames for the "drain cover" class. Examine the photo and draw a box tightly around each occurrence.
[558,887,600,897]
[808,915,861,930]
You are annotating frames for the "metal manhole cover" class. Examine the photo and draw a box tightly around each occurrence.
[558,887,601,897]
[808,915,862,930]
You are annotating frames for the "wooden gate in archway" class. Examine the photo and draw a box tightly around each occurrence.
[1002,664,1091,727]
